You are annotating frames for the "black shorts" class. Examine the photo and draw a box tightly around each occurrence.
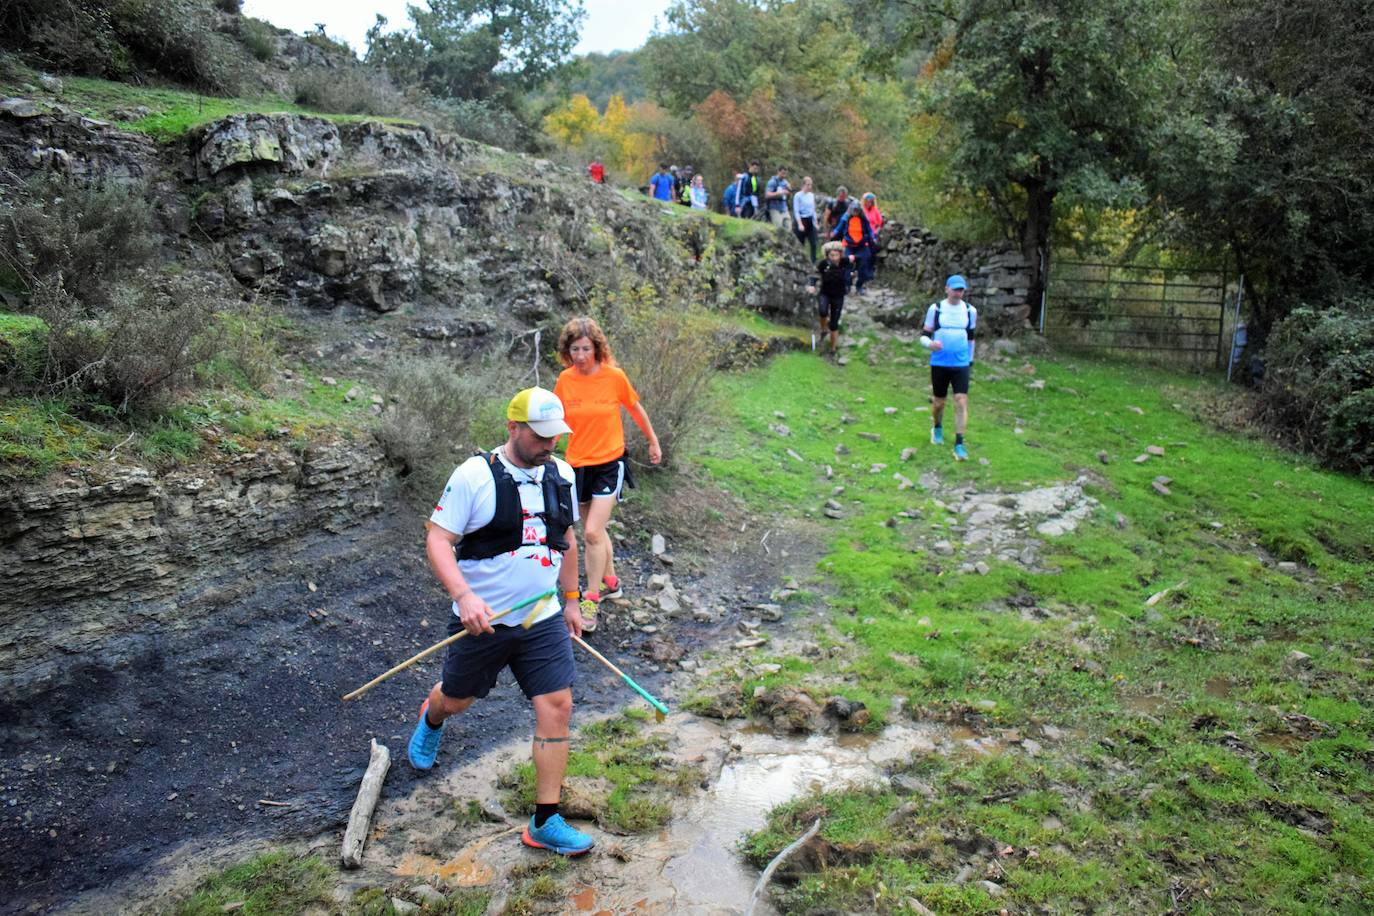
[573,453,633,502]
[817,293,844,332]
[441,612,575,700]
[931,365,971,397]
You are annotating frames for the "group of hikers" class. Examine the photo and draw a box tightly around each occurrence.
[404,158,977,859]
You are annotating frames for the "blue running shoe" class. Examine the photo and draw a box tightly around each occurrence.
[522,813,595,856]
[953,443,969,461]
[931,426,945,446]
[408,699,444,770]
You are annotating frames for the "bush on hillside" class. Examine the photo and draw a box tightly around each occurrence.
[0,0,246,92]
[590,289,717,467]
[0,174,158,310]
[292,67,410,118]
[239,17,278,63]
[379,357,518,498]
[32,273,222,413]
[1259,297,1374,476]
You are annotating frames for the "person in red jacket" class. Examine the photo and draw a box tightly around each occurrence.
[587,159,605,184]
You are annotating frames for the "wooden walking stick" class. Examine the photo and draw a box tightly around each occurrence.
[571,634,670,722]
[342,589,555,702]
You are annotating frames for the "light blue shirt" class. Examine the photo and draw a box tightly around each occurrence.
[923,300,977,367]
[793,191,816,221]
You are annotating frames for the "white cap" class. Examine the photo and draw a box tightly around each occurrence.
[506,387,572,437]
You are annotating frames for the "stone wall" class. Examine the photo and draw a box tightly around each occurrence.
[0,440,390,697]
[874,219,1035,334]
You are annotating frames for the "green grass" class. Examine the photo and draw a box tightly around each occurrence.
[0,372,374,478]
[498,708,695,833]
[166,851,331,915]
[697,339,1374,913]
[0,72,417,142]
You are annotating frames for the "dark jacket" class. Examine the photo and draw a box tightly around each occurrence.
[814,258,848,297]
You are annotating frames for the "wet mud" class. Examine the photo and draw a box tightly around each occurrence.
[1,501,790,915]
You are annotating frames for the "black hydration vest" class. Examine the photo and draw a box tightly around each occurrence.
[456,452,574,561]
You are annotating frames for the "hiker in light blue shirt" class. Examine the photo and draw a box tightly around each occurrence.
[920,274,978,461]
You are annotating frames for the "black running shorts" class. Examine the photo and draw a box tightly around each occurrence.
[931,365,971,398]
[573,454,632,502]
[817,292,844,332]
[441,612,575,700]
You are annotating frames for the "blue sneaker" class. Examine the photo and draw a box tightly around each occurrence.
[521,813,595,856]
[931,426,945,446]
[953,443,969,461]
[408,699,444,770]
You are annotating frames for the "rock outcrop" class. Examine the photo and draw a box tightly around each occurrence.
[0,439,389,697]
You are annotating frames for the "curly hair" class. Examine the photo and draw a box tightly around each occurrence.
[557,316,615,368]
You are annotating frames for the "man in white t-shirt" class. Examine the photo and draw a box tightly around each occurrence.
[408,386,595,856]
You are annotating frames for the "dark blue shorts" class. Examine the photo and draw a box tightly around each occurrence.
[441,612,576,700]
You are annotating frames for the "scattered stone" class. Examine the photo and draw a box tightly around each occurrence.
[870,463,888,473]
[651,533,666,556]
[894,473,914,490]
[1276,561,1299,575]
[884,407,898,415]
[1097,451,1111,465]
[901,447,917,461]
[1127,406,1145,415]
[479,798,508,822]
[1151,479,1171,496]
[1114,512,1128,529]
[774,411,787,419]
[975,699,997,711]
[321,376,337,386]
[974,561,991,576]
[836,356,849,366]
[1133,454,1151,464]
[824,499,843,511]
[755,686,823,732]
[891,775,937,800]
[656,585,682,615]
[1026,379,1046,390]
[769,423,791,437]
[410,885,445,906]
[824,508,844,519]
[978,458,990,466]
[884,800,923,827]
[858,431,882,442]
[658,554,675,566]
[756,603,785,622]
[933,541,955,556]
[786,448,805,462]
[1146,445,1166,456]
[835,443,850,456]
[735,637,767,650]
[0,98,44,118]
[694,683,745,719]
[390,900,419,915]
[1286,650,1313,668]
[648,574,669,590]
[979,881,1007,898]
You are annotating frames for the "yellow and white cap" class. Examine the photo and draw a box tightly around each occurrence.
[507,387,572,437]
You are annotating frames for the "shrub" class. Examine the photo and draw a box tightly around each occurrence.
[378,356,519,498]
[291,66,409,117]
[0,174,158,310]
[32,273,222,413]
[213,0,242,12]
[1259,297,1374,476]
[589,287,718,467]
[239,17,278,63]
[108,0,245,93]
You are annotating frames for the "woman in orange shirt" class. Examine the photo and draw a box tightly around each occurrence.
[554,317,662,629]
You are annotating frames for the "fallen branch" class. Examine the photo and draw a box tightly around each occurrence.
[745,818,820,916]
[256,799,292,808]
[341,739,391,869]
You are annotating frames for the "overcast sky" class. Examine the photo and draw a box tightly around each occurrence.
[241,0,671,58]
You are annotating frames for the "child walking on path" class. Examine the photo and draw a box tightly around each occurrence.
[808,241,853,354]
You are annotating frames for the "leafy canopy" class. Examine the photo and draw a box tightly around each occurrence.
[366,0,586,102]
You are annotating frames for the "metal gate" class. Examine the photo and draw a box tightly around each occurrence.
[1044,261,1229,367]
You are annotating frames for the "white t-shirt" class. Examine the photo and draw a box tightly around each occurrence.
[429,449,579,626]
[923,299,977,367]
